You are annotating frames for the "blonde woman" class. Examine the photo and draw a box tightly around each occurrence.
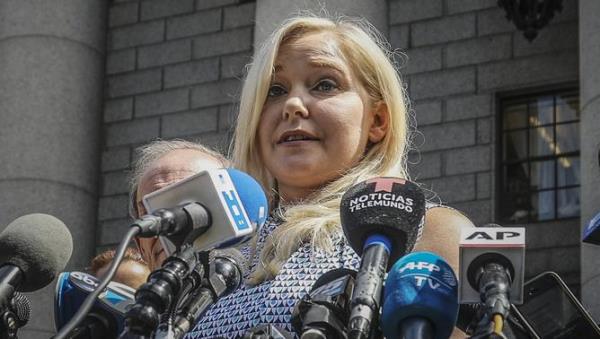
[188,15,474,338]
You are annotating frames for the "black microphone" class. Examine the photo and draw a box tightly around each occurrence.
[339,177,425,339]
[0,292,31,339]
[459,223,525,336]
[168,248,247,339]
[0,213,73,307]
[291,268,357,339]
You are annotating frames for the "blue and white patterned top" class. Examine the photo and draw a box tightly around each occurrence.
[185,216,361,338]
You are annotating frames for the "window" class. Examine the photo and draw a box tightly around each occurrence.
[499,88,580,223]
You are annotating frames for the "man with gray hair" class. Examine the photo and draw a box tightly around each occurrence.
[128,139,228,270]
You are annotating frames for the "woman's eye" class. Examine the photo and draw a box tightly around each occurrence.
[314,79,338,92]
[267,84,286,97]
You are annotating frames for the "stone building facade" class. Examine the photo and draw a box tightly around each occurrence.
[1,0,598,337]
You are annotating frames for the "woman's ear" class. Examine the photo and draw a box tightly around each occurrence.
[368,102,389,143]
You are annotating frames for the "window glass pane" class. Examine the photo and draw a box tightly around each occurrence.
[500,191,530,223]
[557,157,580,187]
[557,187,580,218]
[503,102,527,130]
[556,94,579,123]
[556,123,579,155]
[529,126,554,157]
[531,160,555,190]
[531,190,555,221]
[529,96,554,126]
[504,163,529,193]
[504,130,528,161]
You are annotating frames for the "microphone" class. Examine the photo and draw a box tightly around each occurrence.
[582,211,600,244]
[0,213,73,307]
[381,251,459,339]
[141,168,269,254]
[459,226,525,335]
[291,268,357,339]
[0,292,31,339]
[168,248,247,339]
[340,177,426,339]
[54,271,136,338]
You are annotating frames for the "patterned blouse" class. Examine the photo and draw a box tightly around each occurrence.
[185,216,361,338]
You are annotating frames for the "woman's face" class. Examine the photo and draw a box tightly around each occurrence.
[257,31,387,202]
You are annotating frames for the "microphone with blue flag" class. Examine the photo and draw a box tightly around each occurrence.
[381,251,459,339]
[55,271,135,338]
[582,211,600,245]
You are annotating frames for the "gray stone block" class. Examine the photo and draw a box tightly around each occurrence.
[409,67,476,100]
[102,170,130,195]
[109,2,138,27]
[102,147,131,172]
[193,27,253,58]
[141,0,195,21]
[412,100,442,126]
[445,34,511,67]
[524,219,580,250]
[476,172,491,199]
[448,199,492,226]
[218,104,238,131]
[106,118,160,146]
[403,45,442,75]
[421,174,476,203]
[138,39,192,69]
[106,48,136,74]
[166,9,221,40]
[513,22,578,57]
[0,1,107,52]
[418,120,476,152]
[104,97,134,122]
[221,52,251,79]
[224,2,256,29]
[107,69,162,98]
[477,8,516,36]
[477,51,578,91]
[411,13,475,47]
[388,0,442,25]
[98,194,130,220]
[195,131,231,154]
[446,0,496,14]
[389,24,409,50]
[109,20,164,50]
[444,145,491,175]
[197,0,238,10]
[0,37,103,193]
[525,246,579,278]
[407,151,442,180]
[191,79,241,108]
[445,94,492,121]
[161,108,219,138]
[477,117,492,144]
[99,218,131,245]
[135,88,190,117]
[164,58,220,88]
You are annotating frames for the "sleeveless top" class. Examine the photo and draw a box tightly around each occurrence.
[185,216,361,338]
[185,202,441,338]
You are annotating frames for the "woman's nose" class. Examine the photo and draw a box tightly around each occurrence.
[282,94,309,120]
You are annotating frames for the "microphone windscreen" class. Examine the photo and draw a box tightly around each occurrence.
[340,177,425,265]
[0,213,73,291]
[226,168,269,231]
[210,248,248,278]
[381,251,459,339]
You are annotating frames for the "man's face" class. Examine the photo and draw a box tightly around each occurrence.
[134,149,223,270]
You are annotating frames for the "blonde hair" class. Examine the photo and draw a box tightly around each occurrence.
[232,15,411,284]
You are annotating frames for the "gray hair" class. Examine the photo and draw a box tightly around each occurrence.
[128,139,229,218]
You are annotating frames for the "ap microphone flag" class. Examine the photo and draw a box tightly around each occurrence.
[582,211,600,244]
